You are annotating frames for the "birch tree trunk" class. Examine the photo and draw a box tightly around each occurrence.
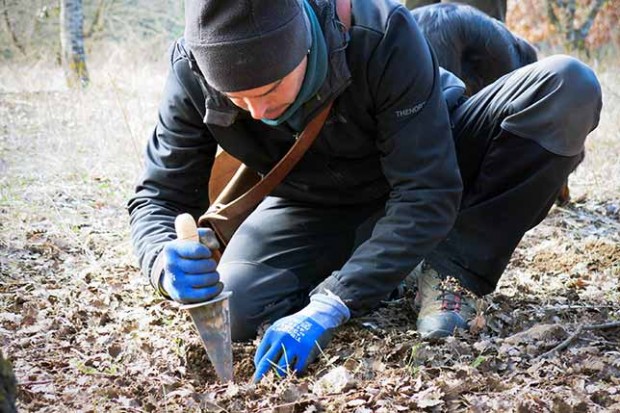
[60,0,89,88]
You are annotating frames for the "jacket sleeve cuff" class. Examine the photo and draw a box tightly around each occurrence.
[311,272,362,317]
[149,249,171,299]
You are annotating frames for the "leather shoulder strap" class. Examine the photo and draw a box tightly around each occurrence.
[208,101,333,219]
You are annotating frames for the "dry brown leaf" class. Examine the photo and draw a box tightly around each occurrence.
[567,278,590,289]
[413,386,445,408]
[470,313,487,335]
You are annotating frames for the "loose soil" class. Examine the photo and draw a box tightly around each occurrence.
[1,64,619,412]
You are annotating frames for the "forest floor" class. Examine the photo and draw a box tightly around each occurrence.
[1,49,619,412]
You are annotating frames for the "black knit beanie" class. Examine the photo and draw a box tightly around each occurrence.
[184,0,311,93]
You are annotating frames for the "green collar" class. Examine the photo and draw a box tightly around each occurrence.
[261,0,328,130]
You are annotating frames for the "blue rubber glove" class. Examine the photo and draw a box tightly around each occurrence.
[253,291,350,382]
[161,228,223,304]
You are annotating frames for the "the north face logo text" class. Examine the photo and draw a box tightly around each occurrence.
[395,102,426,118]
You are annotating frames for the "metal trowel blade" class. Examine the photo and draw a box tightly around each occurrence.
[181,291,233,382]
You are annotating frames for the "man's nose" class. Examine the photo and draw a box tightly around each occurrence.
[245,98,268,119]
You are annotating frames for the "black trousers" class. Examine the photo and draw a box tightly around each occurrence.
[219,55,602,340]
[427,55,602,295]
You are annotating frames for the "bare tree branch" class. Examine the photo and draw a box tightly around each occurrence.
[578,0,610,41]
[584,321,620,331]
[1,0,26,55]
[84,0,108,39]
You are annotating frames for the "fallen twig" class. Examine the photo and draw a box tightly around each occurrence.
[18,380,53,386]
[579,337,620,347]
[537,321,620,360]
[584,321,620,331]
[122,407,148,413]
[538,325,585,360]
[255,400,304,413]
[520,304,618,314]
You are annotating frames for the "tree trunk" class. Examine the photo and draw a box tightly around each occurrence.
[60,0,89,88]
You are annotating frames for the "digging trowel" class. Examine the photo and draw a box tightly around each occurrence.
[175,213,234,382]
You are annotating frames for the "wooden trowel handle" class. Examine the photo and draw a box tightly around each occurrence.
[175,213,222,262]
[175,213,199,242]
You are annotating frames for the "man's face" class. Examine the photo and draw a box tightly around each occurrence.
[223,56,308,120]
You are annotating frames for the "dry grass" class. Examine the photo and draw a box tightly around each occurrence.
[1,45,619,411]
[571,67,620,201]
[0,40,166,224]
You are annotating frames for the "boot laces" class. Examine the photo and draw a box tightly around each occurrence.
[435,276,475,313]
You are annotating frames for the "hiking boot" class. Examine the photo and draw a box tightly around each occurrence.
[384,262,423,303]
[404,261,423,293]
[415,263,477,338]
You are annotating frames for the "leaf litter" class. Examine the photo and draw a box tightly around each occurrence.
[1,76,619,413]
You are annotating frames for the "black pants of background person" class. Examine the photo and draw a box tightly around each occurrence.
[218,55,602,340]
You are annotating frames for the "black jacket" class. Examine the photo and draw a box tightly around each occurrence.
[128,0,464,315]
